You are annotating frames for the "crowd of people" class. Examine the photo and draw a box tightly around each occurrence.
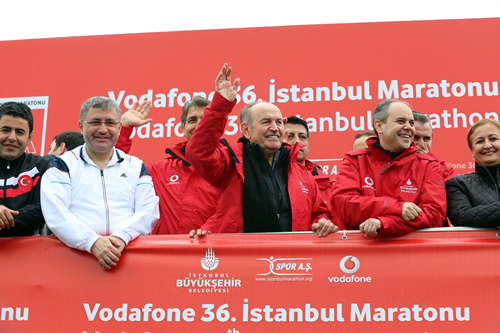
[0,63,498,270]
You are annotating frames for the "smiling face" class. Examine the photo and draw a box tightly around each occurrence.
[413,121,433,153]
[470,123,500,167]
[375,102,415,153]
[182,105,204,141]
[241,103,284,160]
[284,123,309,164]
[79,107,121,157]
[0,115,34,161]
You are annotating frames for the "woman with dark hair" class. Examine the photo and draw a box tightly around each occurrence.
[446,118,500,227]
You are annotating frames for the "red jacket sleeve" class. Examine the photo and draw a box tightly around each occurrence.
[185,92,237,187]
[116,126,133,154]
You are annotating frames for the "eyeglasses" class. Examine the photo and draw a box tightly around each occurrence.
[82,120,121,127]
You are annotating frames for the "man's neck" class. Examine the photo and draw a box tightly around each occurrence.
[85,147,114,169]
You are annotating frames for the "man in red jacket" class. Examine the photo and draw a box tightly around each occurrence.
[116,97,218,234]
[331,99,447,237]
[283,116,334,210]
[186,64,337,237]
[412,111,457,181]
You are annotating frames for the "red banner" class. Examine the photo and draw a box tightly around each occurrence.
[1,229,499,332]
[0,18,499,178]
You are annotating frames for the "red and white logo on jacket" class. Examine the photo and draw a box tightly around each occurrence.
[362,176,375,191]
[167,174,180,185]
[400,178,418,194]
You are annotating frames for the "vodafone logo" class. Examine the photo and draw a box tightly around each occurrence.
[328,256,371,283]
[340,256,360,274]
[18,175,33,188]
[167,174,180,185]
[362,177,375,191]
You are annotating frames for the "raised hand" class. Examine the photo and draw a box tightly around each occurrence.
[215,63,240,102]
[121,101,153,127]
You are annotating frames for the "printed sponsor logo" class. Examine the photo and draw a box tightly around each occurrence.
[256,256,313,282]
[328,256,371,283]
[167,174,180,185]
[299,181,309,194]
[176,248,242,293]
[362,176,376,191]
[201,248,219,271]
[340,255,360,274]
[400,178,418,194]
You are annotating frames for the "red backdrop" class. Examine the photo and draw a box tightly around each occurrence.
[0,18,499,178]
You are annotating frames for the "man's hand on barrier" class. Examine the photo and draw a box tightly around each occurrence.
[91,236,122,270]
[109,236,126,253]
[359,218,381,237]
[215,63,240,102]
[0,205,18,230]
[311,218,338,237]
[121,101,153,127]
[402,202,422,221]
[189,229,212,238]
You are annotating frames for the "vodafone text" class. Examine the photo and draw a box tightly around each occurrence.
[82,301,469,323]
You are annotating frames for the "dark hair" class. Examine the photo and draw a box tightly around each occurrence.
[0,102,34,133]
[285,116,309,139]
[354,131,375,140]
[53,130,84,151]
[180,96,210,127]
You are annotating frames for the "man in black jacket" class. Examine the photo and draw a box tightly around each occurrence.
[0,102,50,236]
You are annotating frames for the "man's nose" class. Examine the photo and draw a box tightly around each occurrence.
[98,122,109,131]
[7,131,16,141]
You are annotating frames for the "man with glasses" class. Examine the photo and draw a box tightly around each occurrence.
[41,96,159,270]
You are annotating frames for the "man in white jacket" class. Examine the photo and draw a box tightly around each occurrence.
[41,96,159,270]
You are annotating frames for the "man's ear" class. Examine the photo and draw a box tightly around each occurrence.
[27,131,34,146]
[374,120,384,136]
[56,142,67,156]
[240,123,251,139]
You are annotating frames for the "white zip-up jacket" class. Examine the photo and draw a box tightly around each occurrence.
[41,145,159,252]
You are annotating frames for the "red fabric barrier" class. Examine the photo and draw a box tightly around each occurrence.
[1,229,499,332]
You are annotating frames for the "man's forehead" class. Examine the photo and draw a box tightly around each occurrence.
[186,105,204,118]
[285,123,307,134]
[252,103,283,119]
[0,115,30,130]
[414,121,432,134]
[388,102,413,118]
[86,107,118,119]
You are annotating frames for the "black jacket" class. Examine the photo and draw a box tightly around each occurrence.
[0,153,50,237]
[446,162,500,228]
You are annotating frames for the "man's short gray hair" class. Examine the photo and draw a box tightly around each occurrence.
[180,96,210,127]
[240,100,268,126]
[80,96,121,121]
[372,99,411,136]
